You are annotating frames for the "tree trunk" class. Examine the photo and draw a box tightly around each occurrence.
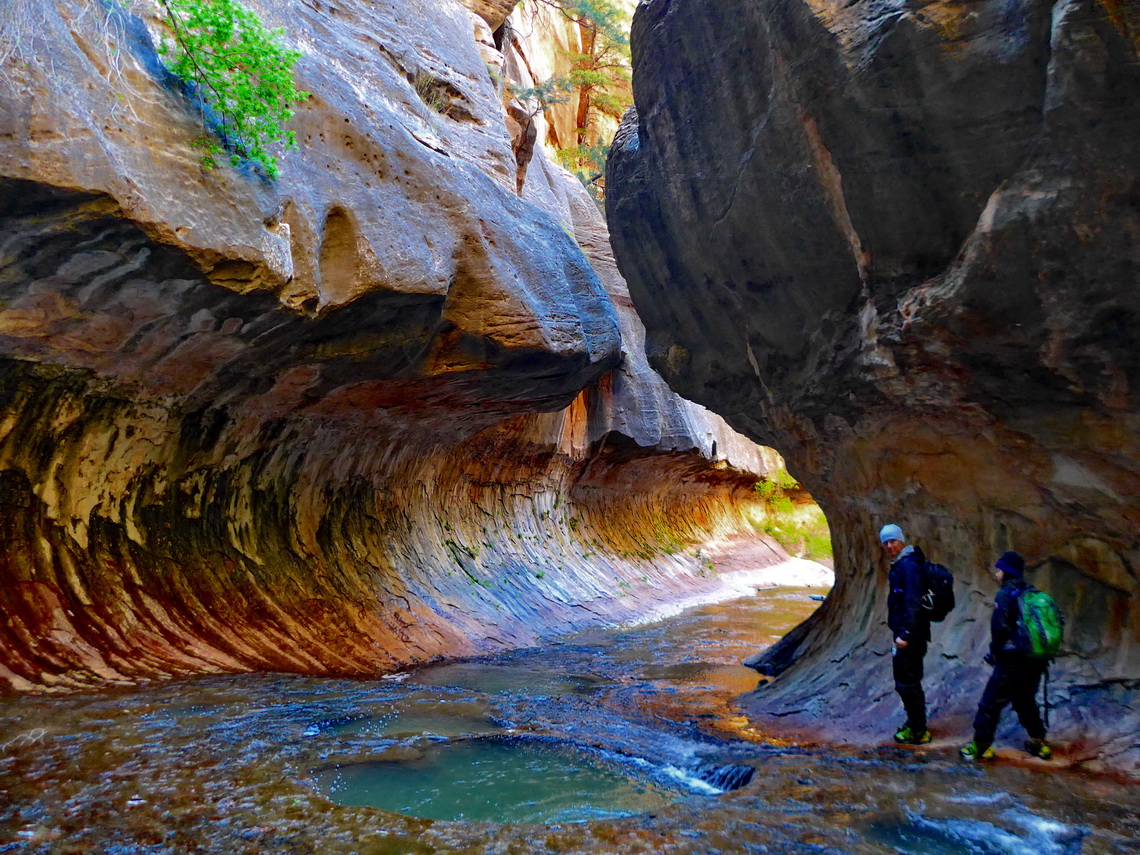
[575,23,596,147]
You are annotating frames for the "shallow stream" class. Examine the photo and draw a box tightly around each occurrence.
[1,585,1136,853]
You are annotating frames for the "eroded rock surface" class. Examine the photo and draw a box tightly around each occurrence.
[0,0,781,691]
[608,0,1139,773]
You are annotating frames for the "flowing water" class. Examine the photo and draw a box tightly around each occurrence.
[0,583,1136,854]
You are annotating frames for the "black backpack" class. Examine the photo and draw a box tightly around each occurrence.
[921,561,955,622]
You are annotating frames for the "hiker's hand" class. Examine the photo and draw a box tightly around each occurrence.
[894,637,908,650]
[983,653,995,667]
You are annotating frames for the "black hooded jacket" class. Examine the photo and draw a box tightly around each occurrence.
[887,545,931,643]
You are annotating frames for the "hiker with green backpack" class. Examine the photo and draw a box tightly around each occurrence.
[960,550,1063,762]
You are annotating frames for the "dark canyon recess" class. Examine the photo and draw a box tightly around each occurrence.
[608,0,1139,774]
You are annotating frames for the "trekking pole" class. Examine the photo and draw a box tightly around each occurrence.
[1043,663,1050,730]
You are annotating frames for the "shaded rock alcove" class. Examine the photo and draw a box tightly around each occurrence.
[608,0,1139,773]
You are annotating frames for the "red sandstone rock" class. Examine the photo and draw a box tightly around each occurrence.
[0,0,779,692]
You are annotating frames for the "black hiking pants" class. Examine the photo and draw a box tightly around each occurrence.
[892,638,927,731]
[972,655,1047,746]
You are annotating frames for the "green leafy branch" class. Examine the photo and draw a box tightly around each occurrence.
[509,76,574,119]
[154,0,309,177]
[531,0,628,48]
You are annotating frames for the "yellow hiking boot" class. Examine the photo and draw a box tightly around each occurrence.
[1024,738,1053,760]
[959,740,996,761]
[894,725,933,745]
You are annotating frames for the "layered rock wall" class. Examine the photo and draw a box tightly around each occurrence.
[0,0,779,691]
[609,0,1139,772]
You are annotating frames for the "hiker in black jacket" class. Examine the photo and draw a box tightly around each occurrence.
[960,551,1052,761]
[880,523,932,745]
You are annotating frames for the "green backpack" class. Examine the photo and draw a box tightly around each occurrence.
[1015,587,1064,659]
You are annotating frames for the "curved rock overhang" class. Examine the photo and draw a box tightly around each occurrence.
[608,0,1139,774]
[0,0,782,691]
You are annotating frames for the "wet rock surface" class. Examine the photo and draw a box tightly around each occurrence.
[1,585,1135,854]
[607,0,1140,772]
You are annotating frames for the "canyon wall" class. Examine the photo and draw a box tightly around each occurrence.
[608,0,1139,773]
[0,0,780,691]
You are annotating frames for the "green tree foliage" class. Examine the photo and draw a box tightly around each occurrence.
[556,0,628,46]
[154,0,309,177]
[512,0,631,200]
[752,469,833,563]
[511,75,574,119]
